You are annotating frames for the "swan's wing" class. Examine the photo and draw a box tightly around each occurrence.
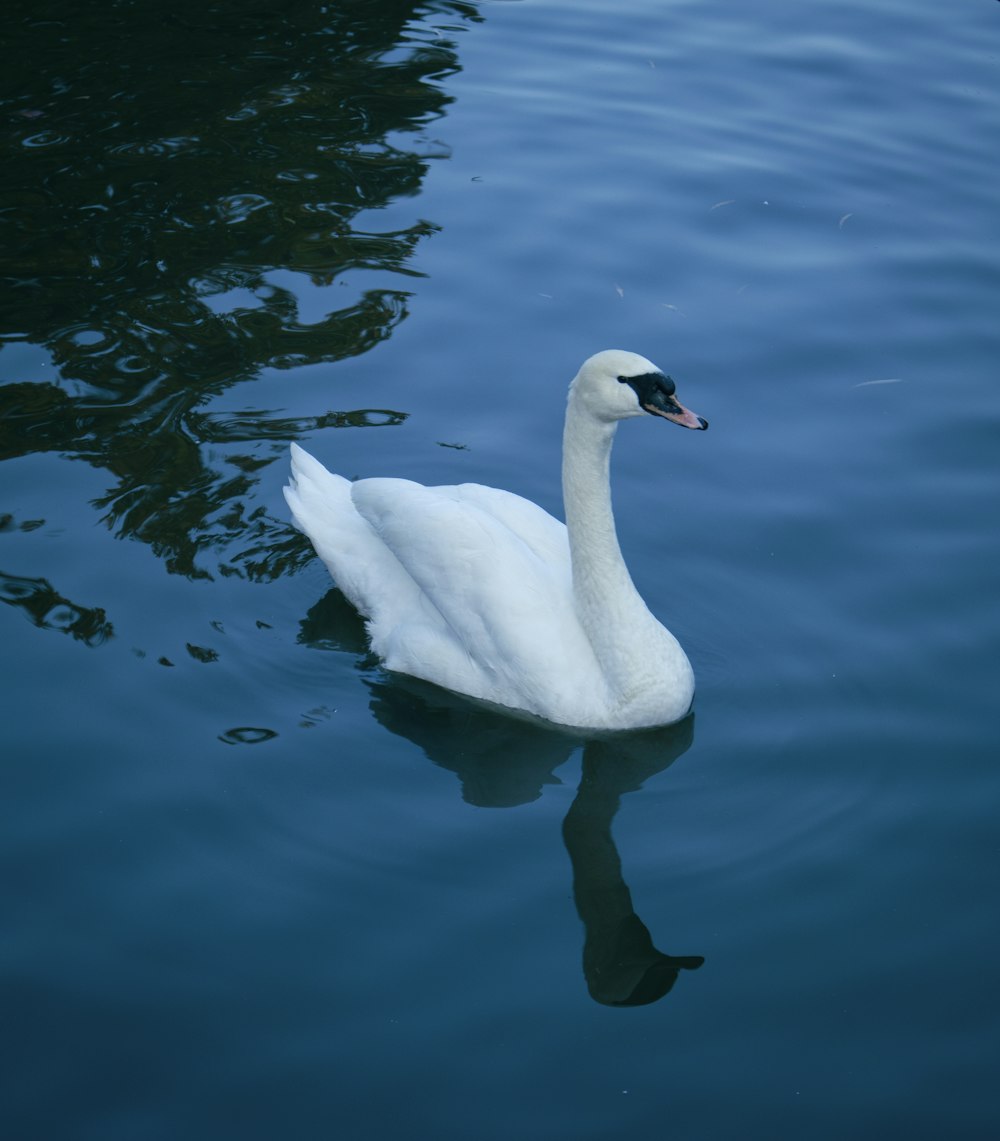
[442,481,570,568]
[286,444,602,720]
[350,476,602,716]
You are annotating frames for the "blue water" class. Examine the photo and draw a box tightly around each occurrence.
[2,1,999,1137]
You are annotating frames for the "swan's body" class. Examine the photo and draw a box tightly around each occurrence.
[285,350,707,731]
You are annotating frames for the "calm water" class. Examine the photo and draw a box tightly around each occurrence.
[3,0,999,1137]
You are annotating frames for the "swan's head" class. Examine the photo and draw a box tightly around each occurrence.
[570,349,708,430]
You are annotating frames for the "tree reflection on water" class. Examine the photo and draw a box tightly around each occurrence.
[0,0,479,581]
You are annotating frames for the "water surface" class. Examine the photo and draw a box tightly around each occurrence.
[2,1,999,1137]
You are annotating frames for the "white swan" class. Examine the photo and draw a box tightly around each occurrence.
[285,349,708,731]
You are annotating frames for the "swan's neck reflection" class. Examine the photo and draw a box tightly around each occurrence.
[563,737,704,1006]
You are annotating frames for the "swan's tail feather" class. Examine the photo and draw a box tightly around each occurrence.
[284,443,354,551]
[284,443,420,629]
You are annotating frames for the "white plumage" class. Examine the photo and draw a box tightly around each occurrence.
[285,349,708,731]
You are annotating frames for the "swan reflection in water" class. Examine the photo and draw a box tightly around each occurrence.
[561,729,704,1005]
[370,677,704,1006]
[302,591,704,1006]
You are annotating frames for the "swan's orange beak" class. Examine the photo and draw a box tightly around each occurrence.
[645,397,708,431]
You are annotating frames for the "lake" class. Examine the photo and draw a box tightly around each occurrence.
[2,0,999,1137]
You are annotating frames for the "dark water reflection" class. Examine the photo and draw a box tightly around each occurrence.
[0,566,114,646]
[2,0,476,579]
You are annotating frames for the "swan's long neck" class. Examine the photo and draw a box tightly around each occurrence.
[562,397,668,702]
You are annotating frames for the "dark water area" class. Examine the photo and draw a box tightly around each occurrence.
[2,1,999,1138]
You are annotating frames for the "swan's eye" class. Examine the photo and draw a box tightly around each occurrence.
[617,375,628,384]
